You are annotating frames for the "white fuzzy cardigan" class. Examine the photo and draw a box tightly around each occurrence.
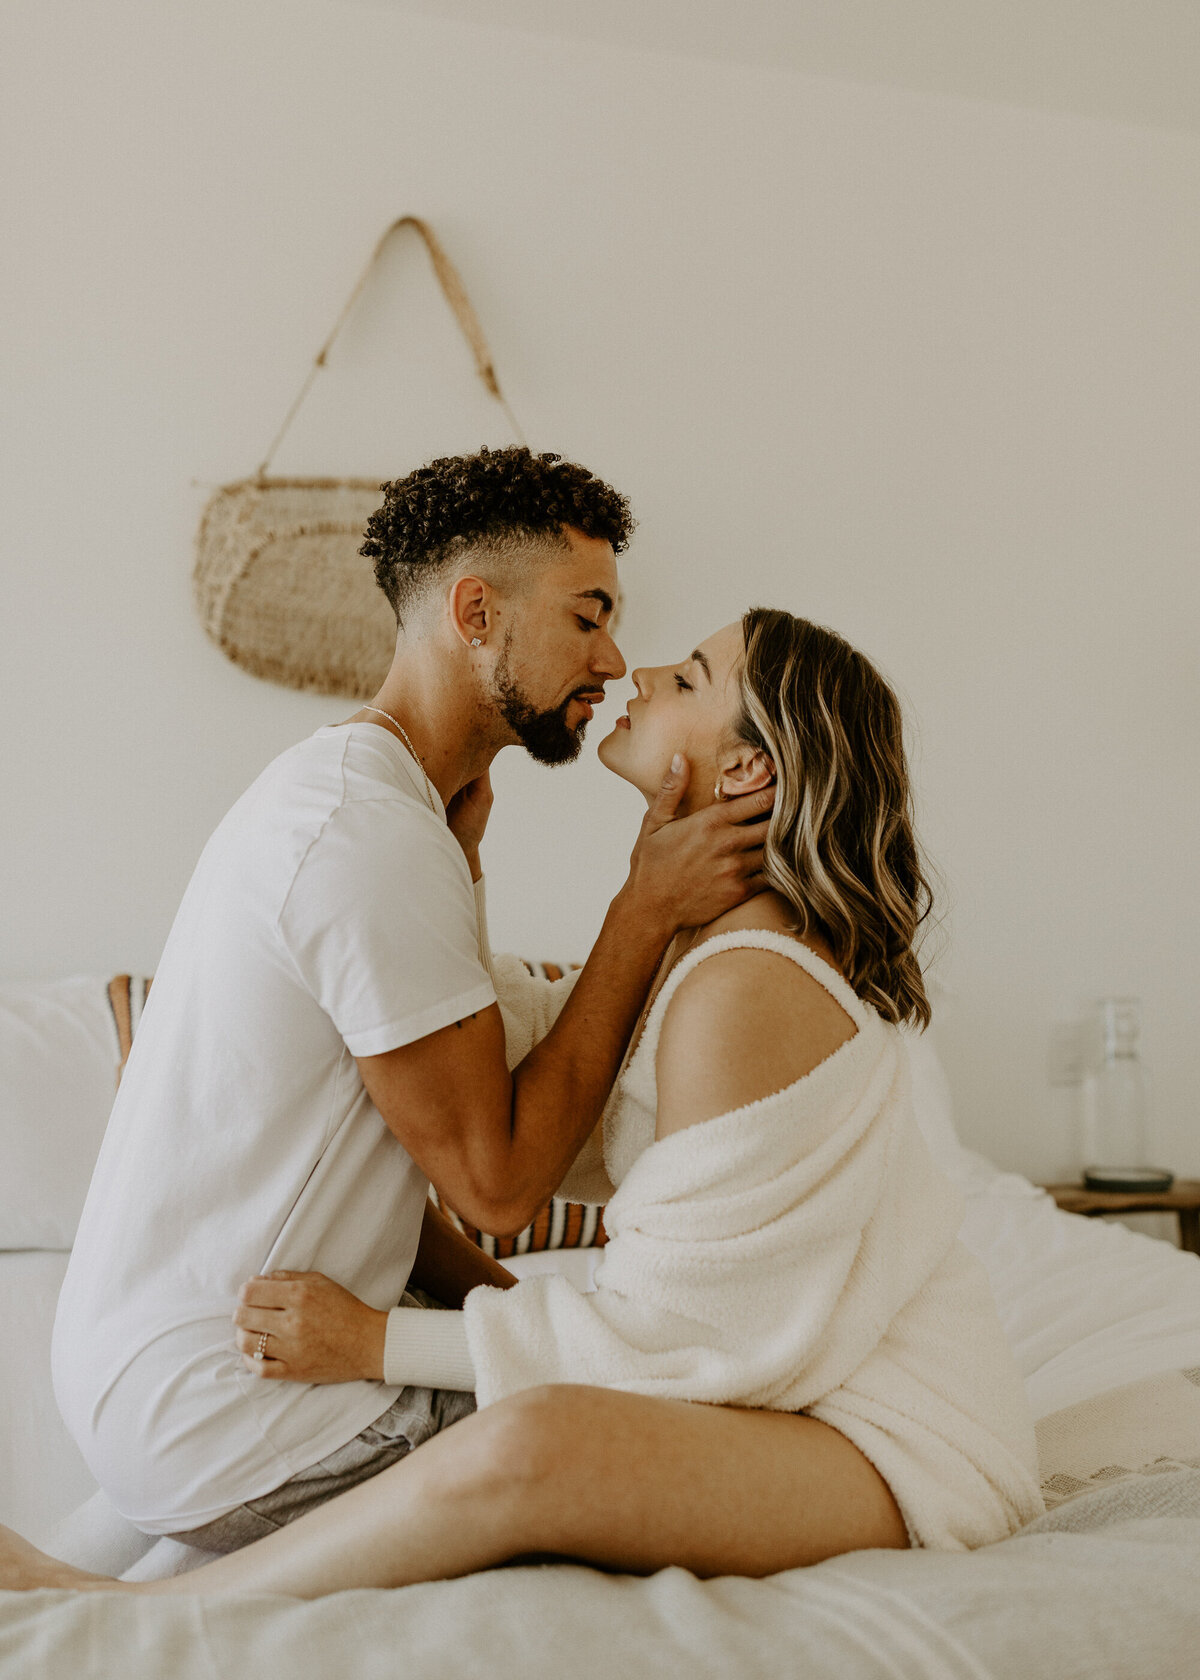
[455,932,1045,1550]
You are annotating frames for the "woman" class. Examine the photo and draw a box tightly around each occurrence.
[1,610,1044,1597]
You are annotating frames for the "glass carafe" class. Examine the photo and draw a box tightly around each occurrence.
[1082,997,1172,1192]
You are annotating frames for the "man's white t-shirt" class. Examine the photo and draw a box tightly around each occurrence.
[52,723,496,1534]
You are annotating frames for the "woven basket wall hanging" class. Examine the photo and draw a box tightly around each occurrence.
[193,216,525,700]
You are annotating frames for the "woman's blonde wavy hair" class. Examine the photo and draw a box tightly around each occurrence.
[733,609,934,1030]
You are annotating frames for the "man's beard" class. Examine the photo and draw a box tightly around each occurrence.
[492,633,590,767]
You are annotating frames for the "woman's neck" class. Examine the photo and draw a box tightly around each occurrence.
[686,891,844,979]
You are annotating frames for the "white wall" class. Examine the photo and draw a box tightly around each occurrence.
[3,0,1198,1186]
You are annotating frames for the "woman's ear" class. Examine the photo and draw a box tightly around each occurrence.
[715,747,776,802]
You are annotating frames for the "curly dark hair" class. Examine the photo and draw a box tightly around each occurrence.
[360,445,635,623]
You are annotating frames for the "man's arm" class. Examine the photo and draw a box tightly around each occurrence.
[357,759,772,1236]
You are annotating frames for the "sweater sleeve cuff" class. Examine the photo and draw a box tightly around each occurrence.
[384,1307,476,1392]
[473,874,496,983]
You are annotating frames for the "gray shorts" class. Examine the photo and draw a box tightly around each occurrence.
[167,1305,477,1554]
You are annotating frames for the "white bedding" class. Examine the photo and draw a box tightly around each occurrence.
[951,1151,1200,1417]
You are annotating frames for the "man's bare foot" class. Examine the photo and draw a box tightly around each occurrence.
[0,1523,129,1593]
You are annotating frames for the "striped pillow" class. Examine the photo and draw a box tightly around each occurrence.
[110,968,609,1255]
[109,974,152,1082]
[429,1186,606,1257]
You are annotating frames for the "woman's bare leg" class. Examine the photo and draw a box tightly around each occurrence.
[1,1385,907,1598]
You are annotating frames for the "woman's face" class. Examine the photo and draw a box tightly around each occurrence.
[597,621,773,813]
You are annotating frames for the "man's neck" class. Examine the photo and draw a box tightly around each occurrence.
[354,644,501,808]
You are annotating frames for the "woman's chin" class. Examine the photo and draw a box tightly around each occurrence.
[596,728,643,790]
[594,732,658,803]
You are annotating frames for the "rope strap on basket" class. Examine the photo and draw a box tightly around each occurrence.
[255,215,527,479]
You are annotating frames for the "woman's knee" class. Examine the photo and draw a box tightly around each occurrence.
[429,1385,593,1507]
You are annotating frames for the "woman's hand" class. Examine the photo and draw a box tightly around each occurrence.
[234,1271,386,1383]
[444,772,493,881]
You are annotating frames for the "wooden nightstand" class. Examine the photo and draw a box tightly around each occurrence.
[1040,1180,1200,1255]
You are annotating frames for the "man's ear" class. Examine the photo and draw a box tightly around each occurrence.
[448,575,491,649]
[716,747,776,800]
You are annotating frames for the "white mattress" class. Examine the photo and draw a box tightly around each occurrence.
[3,1154,1199,1555]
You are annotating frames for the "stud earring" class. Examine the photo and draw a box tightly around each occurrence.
[470,638,482,647]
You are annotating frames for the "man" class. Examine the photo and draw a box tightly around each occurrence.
[52,446,771,1552]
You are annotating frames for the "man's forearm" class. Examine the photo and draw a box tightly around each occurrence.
[492,883,674,1226]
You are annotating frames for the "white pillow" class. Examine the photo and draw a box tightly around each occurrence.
[0,977,120,1248]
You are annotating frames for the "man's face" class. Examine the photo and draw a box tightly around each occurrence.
[490,527,625,765]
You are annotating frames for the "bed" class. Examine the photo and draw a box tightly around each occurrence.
[2,975,1199,1677]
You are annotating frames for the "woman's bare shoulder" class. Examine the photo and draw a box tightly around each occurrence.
[653,939,859,1143]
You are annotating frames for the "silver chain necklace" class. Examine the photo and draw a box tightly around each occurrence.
[359,706,438,814]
